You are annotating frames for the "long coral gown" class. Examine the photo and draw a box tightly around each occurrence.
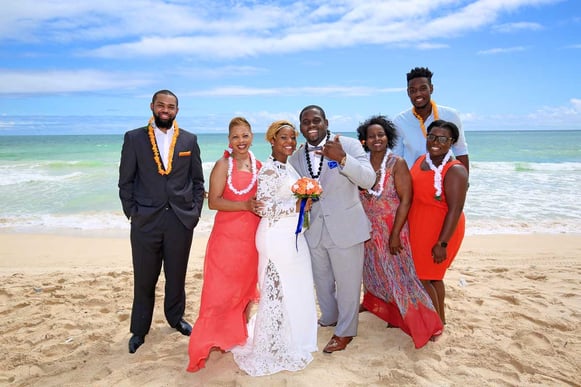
[187,158,261,372]
[408,155,465,280]
[360,153,443,348]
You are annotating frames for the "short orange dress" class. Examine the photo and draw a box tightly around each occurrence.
[187,158,261,372]
[408,155,465,280]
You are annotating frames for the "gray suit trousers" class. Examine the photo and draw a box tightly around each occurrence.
[310,225,364,337]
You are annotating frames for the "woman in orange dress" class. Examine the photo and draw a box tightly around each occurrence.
[408,120,468,324]
[187,117,262,372]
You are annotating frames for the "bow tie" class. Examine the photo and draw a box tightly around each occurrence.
[307,145,323,152]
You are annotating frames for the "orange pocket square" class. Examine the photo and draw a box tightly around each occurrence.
[179,151,191,157]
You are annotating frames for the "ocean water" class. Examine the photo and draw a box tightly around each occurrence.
[0,130,579,236]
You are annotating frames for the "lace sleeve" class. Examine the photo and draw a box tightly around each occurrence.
[257,163,296,224]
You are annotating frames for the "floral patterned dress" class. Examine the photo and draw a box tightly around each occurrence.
[360,153,443,348]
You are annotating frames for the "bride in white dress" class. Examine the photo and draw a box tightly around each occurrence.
[231,120,318,376]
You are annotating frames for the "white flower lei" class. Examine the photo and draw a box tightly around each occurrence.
[227,150,258,196]
[367,150,391,197]
[425,149,453,200]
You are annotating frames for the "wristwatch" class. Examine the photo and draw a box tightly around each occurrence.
[438,241,448,248]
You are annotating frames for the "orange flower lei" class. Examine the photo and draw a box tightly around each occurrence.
[147,117,179,175]
[412,100,439,138]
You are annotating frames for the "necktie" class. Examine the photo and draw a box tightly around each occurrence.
[307,145,323,152]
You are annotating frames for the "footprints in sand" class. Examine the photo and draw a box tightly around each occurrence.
[511,330,554,355]
[523,273,547,281]
[0,270,134,384]
[442,258,581,385]
[491,294,520,305]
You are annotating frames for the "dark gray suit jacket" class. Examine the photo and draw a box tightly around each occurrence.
[118,126,205,231]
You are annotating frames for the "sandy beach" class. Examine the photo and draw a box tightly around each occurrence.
[0,232,579,386]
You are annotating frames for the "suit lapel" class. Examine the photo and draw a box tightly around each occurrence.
[296,146,309,177]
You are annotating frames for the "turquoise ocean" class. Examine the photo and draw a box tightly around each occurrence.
[0,130,580,236]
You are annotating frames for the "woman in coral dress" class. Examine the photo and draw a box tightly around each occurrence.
[231,120,318,376]
[187,117,262,372]
[408,120,468,325]
[357,115,443,348]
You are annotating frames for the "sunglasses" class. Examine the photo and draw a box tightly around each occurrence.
[426,134,452,144]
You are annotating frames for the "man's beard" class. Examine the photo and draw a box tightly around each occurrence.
[154,115,174,130]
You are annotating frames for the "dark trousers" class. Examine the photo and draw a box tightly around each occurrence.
[129,208,193,336]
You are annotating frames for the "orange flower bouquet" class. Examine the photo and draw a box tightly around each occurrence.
[291,177,323,237]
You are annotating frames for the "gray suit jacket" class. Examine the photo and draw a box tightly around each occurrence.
[289,134,375,248]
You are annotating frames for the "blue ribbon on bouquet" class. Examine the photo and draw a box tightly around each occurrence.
[294,197,308,251]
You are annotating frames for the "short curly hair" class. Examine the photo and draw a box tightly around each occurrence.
[299,105,326,121]
[356,115,398,152]
[406,67,433,83]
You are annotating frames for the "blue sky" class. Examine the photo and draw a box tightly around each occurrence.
[0,0,580,135]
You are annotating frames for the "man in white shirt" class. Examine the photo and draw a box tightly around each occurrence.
[118,90,205,353]
[393,67,469,173]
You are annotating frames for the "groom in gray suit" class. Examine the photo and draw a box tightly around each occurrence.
[289,105,375,353]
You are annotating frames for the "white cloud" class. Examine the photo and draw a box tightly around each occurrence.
[456,99,580,130]
[183,86,403,97]
[173,66,266,79]
[492,22,544,33]
[477,46,528,55]
[0,69,151,94]
[0,0,561,59]
[416,42,450,50]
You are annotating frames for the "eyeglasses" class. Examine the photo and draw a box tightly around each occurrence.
[426,134,452,144]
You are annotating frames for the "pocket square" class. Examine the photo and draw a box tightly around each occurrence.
[328,160,338,169]
[179,151,191,157]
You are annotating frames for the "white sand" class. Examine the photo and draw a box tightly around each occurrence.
[1,233,579,386]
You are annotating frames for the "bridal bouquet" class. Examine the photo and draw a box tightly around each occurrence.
[291,178,323,244]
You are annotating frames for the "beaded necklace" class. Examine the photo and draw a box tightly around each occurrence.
[305,131,330,179]
[425,149,453,200]
[412,100,439,138]
[367,149,391,197]
[227,150,258,195]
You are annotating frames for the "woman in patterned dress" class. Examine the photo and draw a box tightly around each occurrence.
[357,115,443,348]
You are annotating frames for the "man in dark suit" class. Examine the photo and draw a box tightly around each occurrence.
[118,90,205,353]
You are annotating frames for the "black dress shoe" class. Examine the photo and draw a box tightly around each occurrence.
[128,334,145,353]
[175,319,192,336]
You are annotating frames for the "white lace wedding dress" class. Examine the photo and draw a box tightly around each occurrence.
[231,156,318,376]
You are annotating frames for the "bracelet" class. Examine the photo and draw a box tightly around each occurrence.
[339,156,347,167]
